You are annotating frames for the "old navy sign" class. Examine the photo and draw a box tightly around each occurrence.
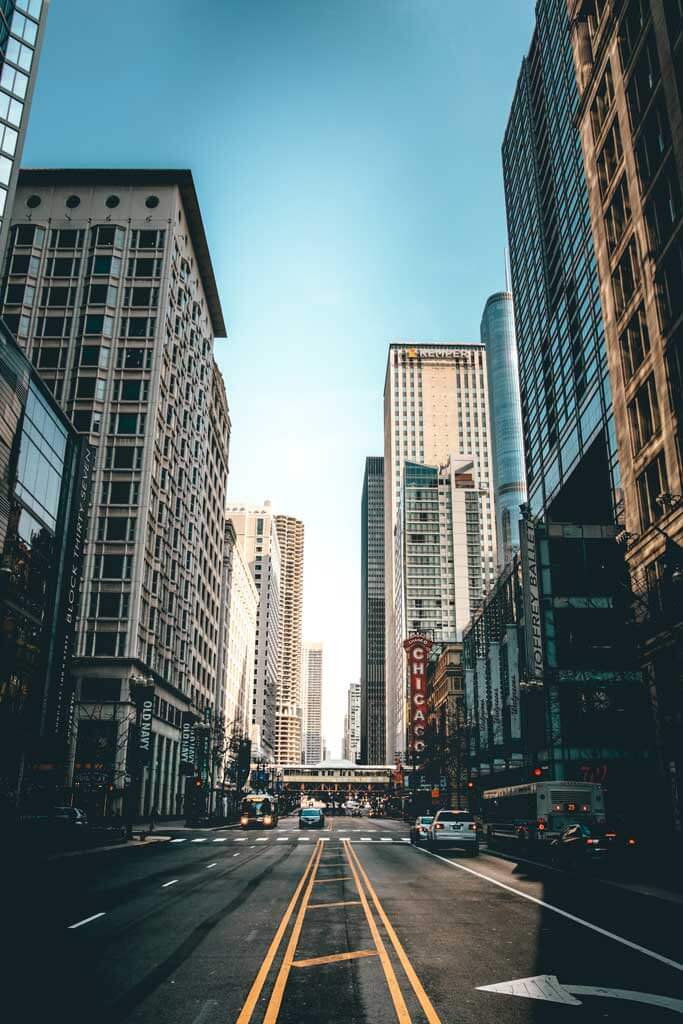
[180,712,196,776]
[403,634,432,756]
[136,686,155,766]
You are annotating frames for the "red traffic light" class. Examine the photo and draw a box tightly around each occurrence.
[466,781,475,790]
[194,777,202,788]
[532,767,543,778]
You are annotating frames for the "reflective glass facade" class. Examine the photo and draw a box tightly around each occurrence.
[502,0,619,524]
[480,291,527,566]
[0,319,84,806]
[0,0,47,256]
[360,456,385,764]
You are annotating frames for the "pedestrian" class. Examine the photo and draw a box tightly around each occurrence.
[149,805,158,833]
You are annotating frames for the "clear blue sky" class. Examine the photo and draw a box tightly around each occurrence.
[25,0,535,756]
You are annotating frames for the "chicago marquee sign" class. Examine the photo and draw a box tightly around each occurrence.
[403,634,432,757]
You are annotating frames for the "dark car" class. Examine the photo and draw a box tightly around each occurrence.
[409,815,434,845]
[550,824,637,868]
[51,806,89,828]
[299,807,325,829]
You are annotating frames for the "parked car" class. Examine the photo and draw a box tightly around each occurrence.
[51,807,89,828]
[549,824,638,869]
[299,807,325,829]
[427,810,479,855]
[410,815,434,845]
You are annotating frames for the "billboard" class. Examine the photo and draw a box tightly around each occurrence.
[402,634,432,756]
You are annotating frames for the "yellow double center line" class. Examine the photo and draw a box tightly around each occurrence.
[236,836,441,1023]
[344,841,442,1024]
[236,840,323,1024]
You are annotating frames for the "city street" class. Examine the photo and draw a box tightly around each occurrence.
[6,815,682,1024]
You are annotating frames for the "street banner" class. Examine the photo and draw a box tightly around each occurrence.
[519,516,544,680]
[464,667,476,757]
[506,625,522,741]
[47,440,95,740]
[477,656,488,760]
[403,634,432,756]
[135,685,155,766]
[490,642,503,747]
[180,712,196,776]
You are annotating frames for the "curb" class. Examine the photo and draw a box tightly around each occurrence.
[44,835,172,861]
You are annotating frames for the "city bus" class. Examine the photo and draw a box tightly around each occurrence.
[240,793,279,829]
[481,780,605,850]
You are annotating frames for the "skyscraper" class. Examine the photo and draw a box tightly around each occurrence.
[274,515,304,764]
[301,641,323,765]
[226,502,281,762]
[360,456,385,764]
[567,0,683,834]
[383,343,496,759]
[0,1,50,259]
[2,169,230,817]
[502,0,618,527]
[480,292,527,567]
[343,681,361,763]
[216,519,259,743]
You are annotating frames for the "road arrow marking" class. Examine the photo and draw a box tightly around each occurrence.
[478,976,683,1014]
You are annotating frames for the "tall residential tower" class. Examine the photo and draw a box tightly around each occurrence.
[226,502,281,762]
[383,343,496,759]
[274,515,304,764]
[301,641,323,765]
[360,456,385,764]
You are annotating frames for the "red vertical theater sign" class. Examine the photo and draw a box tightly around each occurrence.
[403,634,432,756]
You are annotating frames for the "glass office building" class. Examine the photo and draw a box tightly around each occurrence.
[480,291,527,567]
[0,319,89,808]
[502,0,619,525]
[0,1,49,257]
[360,456,385,764]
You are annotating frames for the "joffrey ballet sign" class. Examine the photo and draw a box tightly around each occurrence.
[403,634,433,756]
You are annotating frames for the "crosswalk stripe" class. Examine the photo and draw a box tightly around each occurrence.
[276,837,289,841]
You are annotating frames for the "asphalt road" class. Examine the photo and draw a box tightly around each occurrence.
[5,815,682,1024]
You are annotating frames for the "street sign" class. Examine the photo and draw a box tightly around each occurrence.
[478,976,683,1014]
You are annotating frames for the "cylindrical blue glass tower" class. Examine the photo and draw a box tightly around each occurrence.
[480,291,527,568]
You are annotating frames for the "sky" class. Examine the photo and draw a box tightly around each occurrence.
[24,0,536,757]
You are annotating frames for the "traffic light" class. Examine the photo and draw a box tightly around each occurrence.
[466,781,475,791]
[107,783,115,793]
[194,776,202,788]
[531,765,547,779]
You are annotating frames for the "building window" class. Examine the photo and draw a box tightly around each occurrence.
[644,159,681,258]
[635,96,670,192]
[636,450,668,528]
[628,375,660,454]
[590,63,614,140]
[618,0,648,70]
[90,254,121,277]
[655,240,683,331]
[597,120,623,197]
[612,236,640,319]
[604,175,631,254]
[91,225,125,248]
[625,30,659,133]
[619,304,650,379]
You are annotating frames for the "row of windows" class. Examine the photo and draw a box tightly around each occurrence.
[12,223,166,251]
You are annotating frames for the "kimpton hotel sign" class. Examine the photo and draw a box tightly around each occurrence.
[403,634,432,756]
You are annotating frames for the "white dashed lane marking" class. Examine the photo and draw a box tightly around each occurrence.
[162,879,179,888]
[170,838,187,843]
[68,912,105,929]
[191,838,208,843]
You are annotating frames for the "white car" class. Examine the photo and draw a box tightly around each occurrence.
[427,809,479,856]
